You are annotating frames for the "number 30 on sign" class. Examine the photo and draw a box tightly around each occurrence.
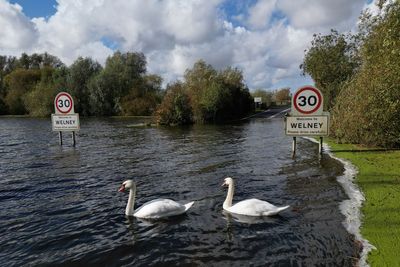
[54,92,75,115]
[291,86,323,116]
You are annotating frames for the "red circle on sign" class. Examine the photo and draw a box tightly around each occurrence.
[293,86,322,114]
[55,93,73,114]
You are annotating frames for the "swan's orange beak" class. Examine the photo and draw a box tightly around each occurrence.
[118,184,125,192]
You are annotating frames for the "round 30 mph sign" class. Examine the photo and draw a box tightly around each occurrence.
[291,86,323,116]
[54,92,74,114]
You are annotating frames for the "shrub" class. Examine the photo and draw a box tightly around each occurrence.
[155,82,193,126]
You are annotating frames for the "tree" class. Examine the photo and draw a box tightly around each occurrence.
[18,53,30,69]
[198,81,228,122]
[155,82,193,125]
[158,60,253,124]
[23,66,67,117]
[0,56,8,114]
[184,60,218,123]
[0,56,17,115]
[68,57,102,116]
[217,66,253,121]
[0,53,67,115]
[274,88,291,102]
[24,81,54,117]
[89,51,147,115]
[301,30,360,110]
[15,52,64,70]
[331,1,400,147]
[120,74,163,116]
[41,52,64,68]
[29,53,43,69]
[4,69,41,114]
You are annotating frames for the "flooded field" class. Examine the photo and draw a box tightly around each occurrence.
[0,117,358,266]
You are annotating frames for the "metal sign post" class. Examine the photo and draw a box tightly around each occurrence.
[59,132,63,146]
[292,137,297,158]
[72,131,76,146]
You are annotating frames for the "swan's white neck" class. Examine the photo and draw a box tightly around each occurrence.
[223,181,234,210]
[125,186,136,216]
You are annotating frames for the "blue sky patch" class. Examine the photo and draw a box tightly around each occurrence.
[10,0,57,19]
[100,36,120,51]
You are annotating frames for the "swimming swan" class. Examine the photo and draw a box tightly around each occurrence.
[119,180,194,219]
[222,177,290,216]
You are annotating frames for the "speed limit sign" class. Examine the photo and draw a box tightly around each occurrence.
[54,92,75,114]
[291,86,323,116]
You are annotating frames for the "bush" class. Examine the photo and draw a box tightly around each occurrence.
[120,94,159,116]
[155,82,193,125]
[23,83,55,117]
[181,60,253,124]
[4,69,41,114]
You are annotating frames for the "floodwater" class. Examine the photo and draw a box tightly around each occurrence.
[0,117,359,266]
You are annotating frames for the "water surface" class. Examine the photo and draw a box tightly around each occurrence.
[0,117,359,266]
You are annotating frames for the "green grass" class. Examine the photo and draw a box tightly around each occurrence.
[325,139,400,266]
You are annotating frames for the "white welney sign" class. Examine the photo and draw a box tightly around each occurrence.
[52,114,80,131]
[286,116,329,136]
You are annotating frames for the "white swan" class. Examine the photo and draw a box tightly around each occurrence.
[222,177,290,216]
[119,180,194,219]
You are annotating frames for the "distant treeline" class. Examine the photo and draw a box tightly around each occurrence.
[0,52,163,117]
[0,51,290,125]
[301,1,400,148]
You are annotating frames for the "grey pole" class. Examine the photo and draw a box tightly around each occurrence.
[292,137,296,158]
[319,137,323,155]
[72,131,76,147]
[59,131,63,146]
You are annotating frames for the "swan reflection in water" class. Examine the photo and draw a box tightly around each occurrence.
[222,210,281,225]
[222,211,288,242]
[124,213,188,240]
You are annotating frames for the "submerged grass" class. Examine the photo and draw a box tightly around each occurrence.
[325,139,400,266]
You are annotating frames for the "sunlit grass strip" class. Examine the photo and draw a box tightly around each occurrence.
[325,139,400,266]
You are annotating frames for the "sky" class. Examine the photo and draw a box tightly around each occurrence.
[0,0,377,91]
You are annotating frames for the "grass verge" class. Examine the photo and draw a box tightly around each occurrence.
[325,138,400,266]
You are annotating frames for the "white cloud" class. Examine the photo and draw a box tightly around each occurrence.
[277,0,366,30]
[0,0,372,90]
[0,0,38,53]
[247,0,277,29]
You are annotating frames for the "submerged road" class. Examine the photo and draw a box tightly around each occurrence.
[245,105,290,119]
[0,116,358,266]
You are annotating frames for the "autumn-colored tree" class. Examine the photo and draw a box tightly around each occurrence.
[155,82,192,125]
[274,88,291,102]
[4,69,41,114]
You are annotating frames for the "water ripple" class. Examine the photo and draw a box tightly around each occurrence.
[0,117,359,266]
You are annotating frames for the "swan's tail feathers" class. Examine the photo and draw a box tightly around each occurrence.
[184,201,195,212]
[276,205,290,213]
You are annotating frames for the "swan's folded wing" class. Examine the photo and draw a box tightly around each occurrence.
[229,198,282,216]
[134,199,186,219]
